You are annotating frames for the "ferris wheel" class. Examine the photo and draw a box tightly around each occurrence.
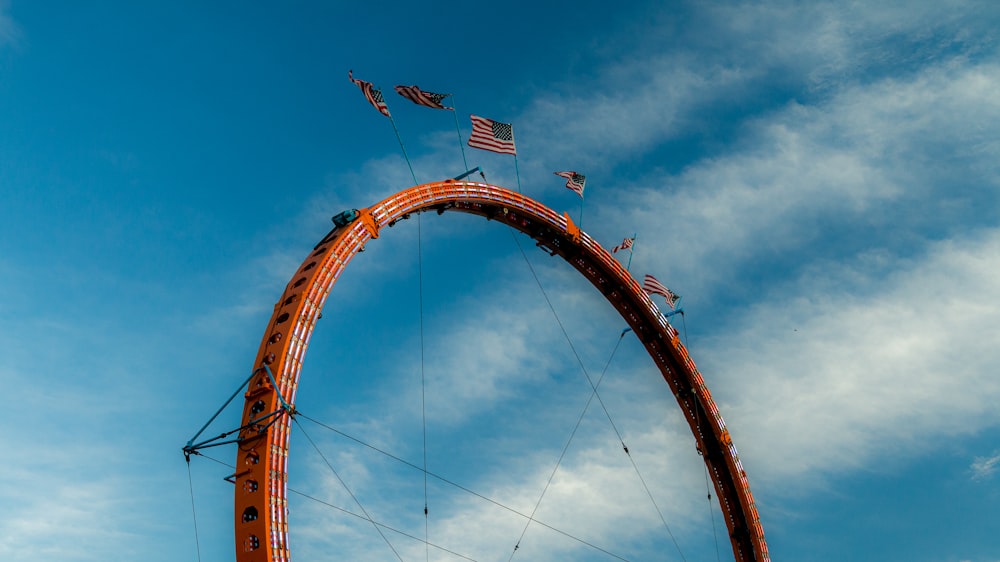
[219,180,768,562]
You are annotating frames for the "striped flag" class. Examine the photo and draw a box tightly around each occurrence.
[349,70,390,117]
[468,115,516,155]
[554,171,586,197]
[642,274,680,309]
[394,85,453,110]
[612,236,634,254]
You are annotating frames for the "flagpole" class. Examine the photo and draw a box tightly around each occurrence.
[388,114,418,185]
[450,96,469,171]
[579,194,585,229]
[626,233,637,271]
[514,155,522,192]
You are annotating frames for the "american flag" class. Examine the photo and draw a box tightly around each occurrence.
[554,171,586,197]
[612,236,634,254]
[349,70,390,117]
[642,274,680,309]
[468,115,516,155]
[394,85,452,110]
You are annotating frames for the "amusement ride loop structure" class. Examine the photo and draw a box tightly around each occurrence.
[225,180,769,562]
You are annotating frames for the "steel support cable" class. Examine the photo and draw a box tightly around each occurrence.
[508,229,625,443]
[228,181,768,562]
[418,211,430,562]
[506,330,626,562]
[192,434,628,561]
[190,449,622,561]
[190,448,477,561]
[292,416,405,562]
[508,230,686,561]
[185,457,203,562]
[623,446,687,562]
[288,488,478,562]
[293,413,630,561]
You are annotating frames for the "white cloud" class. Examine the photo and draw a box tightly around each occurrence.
[584,57,1000,300]
[542,39,1000,498]
[702,228,1000,489]
[0,1,20,48]
[971,451,1000,481]
[0,442,177,562]
[290,399,718,562]
[206,1,1000,557]
[521,59,750,168]
[510,0,999,178]
[273,244,730,559]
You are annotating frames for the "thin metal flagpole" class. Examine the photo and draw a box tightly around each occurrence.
[449,96,469,171]
[514,154,522,192]
[626,233,637,271]
[579,193,585,229]
[387,114,418,185]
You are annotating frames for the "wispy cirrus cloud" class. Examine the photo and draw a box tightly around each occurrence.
[588,57,1000,300]
[284,251,719,560]
[971,451,1000,481]
[219,1,1000,558]
[0,1,20,48]
[0,437,177,562]
[292,378,717,562]
[704,228,1000,489]
[512,0,999,175]
[552,12,1000,496]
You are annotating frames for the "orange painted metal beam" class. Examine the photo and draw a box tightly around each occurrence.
[234,181,769,562]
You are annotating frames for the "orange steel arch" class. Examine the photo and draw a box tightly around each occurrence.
[234,181,769,562]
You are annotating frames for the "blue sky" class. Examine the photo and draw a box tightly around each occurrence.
[1,1,999,561]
